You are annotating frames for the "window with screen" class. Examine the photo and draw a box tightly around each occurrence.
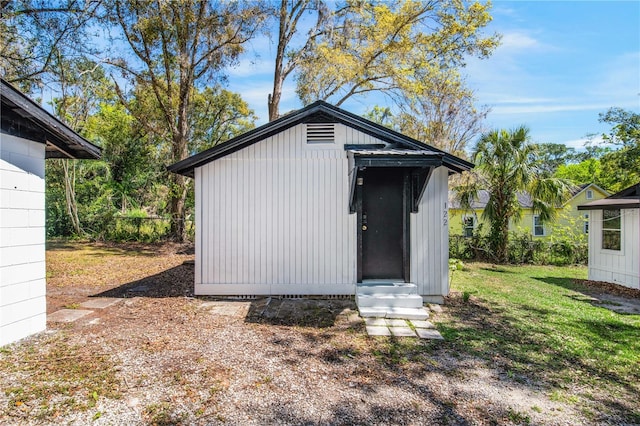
[602,209,621,250]
[463,216,475,238]
[533,215,545,236]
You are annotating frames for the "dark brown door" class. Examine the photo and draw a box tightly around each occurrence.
[361,168,405,280]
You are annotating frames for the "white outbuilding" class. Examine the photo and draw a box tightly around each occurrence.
[1,79,100,346]
[578,183,640,290]
[169,101,473,314]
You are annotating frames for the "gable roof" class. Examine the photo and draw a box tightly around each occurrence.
[578,182,640,210]
[168,100,473,178]
[565,182,610,203]
[1,78,101,159]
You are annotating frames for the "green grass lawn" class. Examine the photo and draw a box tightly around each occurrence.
[438,263,640,422]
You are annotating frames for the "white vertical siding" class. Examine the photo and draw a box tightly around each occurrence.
[588,208,640,289]
[0,134,46,346]
[196,123,383,295]
[195,123,451,297]
[410,167,449,303]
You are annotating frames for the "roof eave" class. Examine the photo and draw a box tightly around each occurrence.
[1,78,101,160]
[167,101,473,177]
[578,200,640,210]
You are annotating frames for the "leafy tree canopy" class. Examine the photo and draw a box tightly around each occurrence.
[598,107,640,192]
[554,159,605,188]
[532,143,578,177]
[296,0,499,107]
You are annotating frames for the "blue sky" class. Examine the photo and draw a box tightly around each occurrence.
[226,0,640,150]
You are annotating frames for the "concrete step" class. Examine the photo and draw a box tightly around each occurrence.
[356,282,418,296]
[358,307,430,321]
[356,293,424,309]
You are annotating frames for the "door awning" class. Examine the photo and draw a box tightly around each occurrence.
[347,147,445,213]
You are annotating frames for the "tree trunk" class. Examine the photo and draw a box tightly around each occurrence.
[268,82,282,121]
[489,192,510,263]
[169,92,190,241]
[497,218,509,263]
[268,0,289,122]
[62,159,83,235]
[169,172,186,241]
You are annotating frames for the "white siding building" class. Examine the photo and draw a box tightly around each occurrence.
[169,102,472,306]
[578,183,640,290]
[1,79,100,346]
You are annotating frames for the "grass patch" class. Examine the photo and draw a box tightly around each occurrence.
[143,402,186,425]
[0,334,121,419]
[438,263,640,422]
[371,338,434,366]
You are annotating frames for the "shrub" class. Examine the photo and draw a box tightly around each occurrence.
[449,225,587,266]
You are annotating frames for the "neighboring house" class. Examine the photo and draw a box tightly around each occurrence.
[578,183,640,290]
[169,101,473,305]
[1,79,101,346]
[449,183,610,238]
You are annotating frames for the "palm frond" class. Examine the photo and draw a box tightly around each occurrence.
[528,177,574,222]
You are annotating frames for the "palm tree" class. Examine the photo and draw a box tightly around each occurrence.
[455,126,572,263]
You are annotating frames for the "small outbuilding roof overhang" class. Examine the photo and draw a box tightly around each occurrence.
[346,146,445,213]
[1,78,101,159]
[167,100,473,178]
[578,182,640,210]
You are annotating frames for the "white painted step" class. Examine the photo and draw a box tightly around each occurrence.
[356,282,418,296]
[359,307,430,320]
[356,293,423,309]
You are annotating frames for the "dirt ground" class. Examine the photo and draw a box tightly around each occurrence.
[570,279,640,315]
[0,242,636,425]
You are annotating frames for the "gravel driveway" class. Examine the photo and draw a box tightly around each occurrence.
[0,243,602,425]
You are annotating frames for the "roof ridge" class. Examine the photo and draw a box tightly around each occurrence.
[168,101,473,178]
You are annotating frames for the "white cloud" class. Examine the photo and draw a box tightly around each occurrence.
[226,57,274,78]
[492,102,621,115]
[479,95,556,105]
[588,51,640,107]
[499,32,542,51]
[561,134,605,150]
[492,6,518,18]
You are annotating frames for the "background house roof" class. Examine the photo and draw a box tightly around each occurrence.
[448,190,534,209]
[1,79,101,159]
[449,183,608,210]
[167,100,473,178]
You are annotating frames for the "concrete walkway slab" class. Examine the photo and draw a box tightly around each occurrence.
[365,318,387,326]
[416,329,444,340]
[200,301,251,317]
[411,320,435,329]
[366,326,391,336]
[386,319,408,327]
[47,309,93,323]
[428,304,443,313]
[80,298,122,309]
[389,326,416,337]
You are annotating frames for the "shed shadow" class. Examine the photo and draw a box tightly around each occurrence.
[245,297,357,328]
[480,266,515,274]
[91,263,195,298]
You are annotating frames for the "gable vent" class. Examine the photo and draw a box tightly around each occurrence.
[306,123,335,144]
